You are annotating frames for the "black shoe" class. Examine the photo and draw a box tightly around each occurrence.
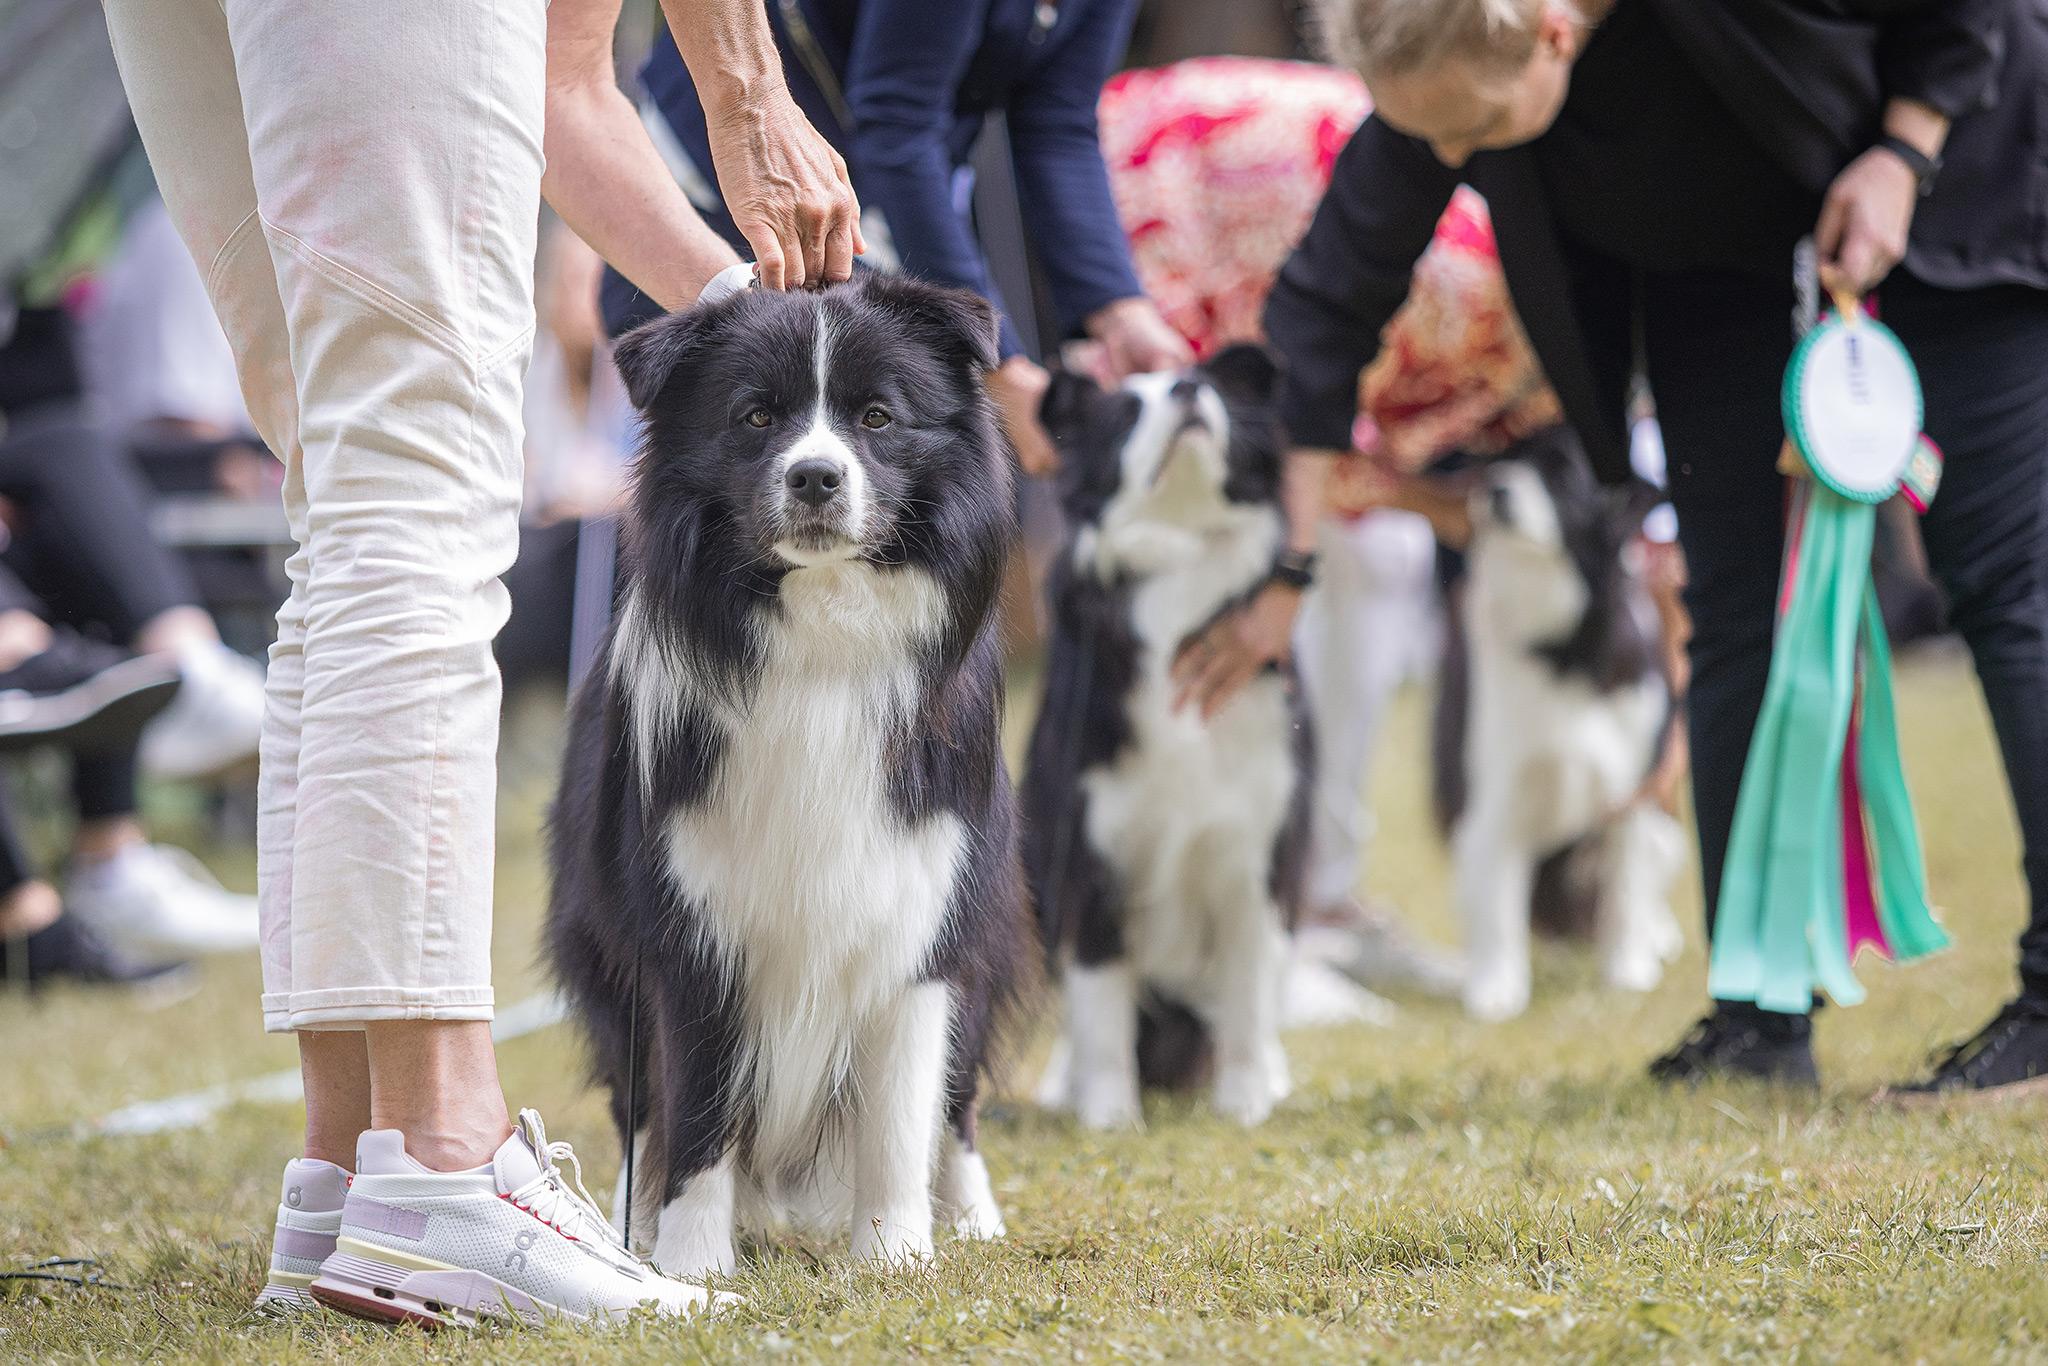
[0,912,193,995]
[0,633,182,756]
[1882,997,2048,1106]
[1648,1008,1819,1087]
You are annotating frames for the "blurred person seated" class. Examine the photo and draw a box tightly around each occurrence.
[0,564,224,992]
[0,301,260,963]
[593,0,1191,472]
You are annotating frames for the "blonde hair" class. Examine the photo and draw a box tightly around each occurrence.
[1315,0,1556,78]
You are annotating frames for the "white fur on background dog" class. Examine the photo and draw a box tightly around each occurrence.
[1058,372,1297,1127]
[1457,461,1684,1021]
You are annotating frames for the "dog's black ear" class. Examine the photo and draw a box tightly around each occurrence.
[859,273,1002,372]
[1203,343,1281,406]
[1040,366,1106,435]
[612,308,717,411]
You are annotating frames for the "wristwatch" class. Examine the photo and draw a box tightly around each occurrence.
[1267,549,1318,592]
[1875,134,1941,197]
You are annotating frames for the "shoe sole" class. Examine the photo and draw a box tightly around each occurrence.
[1875,1072,2048,1109]
[253,1273,320,1314]
[0,658,182,757]
[309,1237,572,1329]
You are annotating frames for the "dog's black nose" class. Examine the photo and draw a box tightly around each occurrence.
[785,458,844,508]
[1488,482,1513,523]
[1170,378,1200,404]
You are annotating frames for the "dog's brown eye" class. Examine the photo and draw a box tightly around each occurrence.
[744,408,773,429]
[861,406,892,430]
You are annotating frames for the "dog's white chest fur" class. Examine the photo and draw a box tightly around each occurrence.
[1084,505,1292,1001]
[635,566,961,1192]
[1464,552,1665,849]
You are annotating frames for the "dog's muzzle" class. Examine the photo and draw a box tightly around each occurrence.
[773,455,863,561]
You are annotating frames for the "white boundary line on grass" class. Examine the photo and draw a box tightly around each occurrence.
[81,993,568,1138]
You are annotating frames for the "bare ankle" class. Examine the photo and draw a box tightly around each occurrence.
[364,1020,511,1171]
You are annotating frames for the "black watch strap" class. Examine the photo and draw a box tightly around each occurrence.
[1876,134,1940,197]
[1268,549,1318,591]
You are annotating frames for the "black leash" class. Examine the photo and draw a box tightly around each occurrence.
[622,962,641,1250]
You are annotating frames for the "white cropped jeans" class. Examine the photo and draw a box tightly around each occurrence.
[102,0,545,1031]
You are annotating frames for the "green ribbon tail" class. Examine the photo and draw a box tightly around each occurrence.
[1857,583,1948,961]
[1709,488,1873,1011]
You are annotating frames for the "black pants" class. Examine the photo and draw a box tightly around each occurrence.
[0,408,210,890]
[1564,244,2048,1011]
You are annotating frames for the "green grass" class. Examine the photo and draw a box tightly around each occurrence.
[4,655,2046,1362]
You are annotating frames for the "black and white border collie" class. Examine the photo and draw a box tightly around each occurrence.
[546,274,1031,1276]
[1443,427,1684,1020]
[1022,348,1312,1129]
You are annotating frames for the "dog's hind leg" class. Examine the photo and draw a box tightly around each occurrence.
[851,981,950,1265]
[936,1100,1005,1240]
[1066,958,1144,1130]
[1595,805,1687,993]
[1456,804,1533,1021]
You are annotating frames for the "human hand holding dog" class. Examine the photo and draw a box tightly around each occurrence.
[673,0,863,288]
[1086,297,1192,380]
[1171,445,1332,717]
[990,356,1061,477]
[1172,581,1302,720]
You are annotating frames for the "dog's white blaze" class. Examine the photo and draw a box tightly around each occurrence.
[772,304,872,565]
[654,561,961,1228]
[1071,382,1296,1126]
[1457,469,1683,1022]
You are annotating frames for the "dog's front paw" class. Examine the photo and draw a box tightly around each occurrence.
[852,1211,935,1266]
[1212,1064,1276,1127]
[1463,966,1530,1022]
[1649,911,1686,964]
[1603,949,1666,994]
[952,1201,1006,1241]
[1073,1070,1143,1132]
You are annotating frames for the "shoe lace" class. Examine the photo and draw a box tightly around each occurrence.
[506,1110,640,1273]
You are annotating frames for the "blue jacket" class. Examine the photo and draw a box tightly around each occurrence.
[606,0,1143,358]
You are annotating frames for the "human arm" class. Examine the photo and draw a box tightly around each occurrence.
[1164,118,1456,716]
[1171,447,1333,719]
[660,0,862,286]
[542,0,744,309]
[1818,0,2005,293]
[1003,0,1190,377]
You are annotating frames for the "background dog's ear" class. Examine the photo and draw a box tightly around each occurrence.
[1039,366,1106,435]
[860,273,1002,373]
[1203,343,1281,406]
[612,308,714,411]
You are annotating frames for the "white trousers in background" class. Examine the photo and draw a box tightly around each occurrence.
[102,0,545,1031]
[1295,512,1439,912]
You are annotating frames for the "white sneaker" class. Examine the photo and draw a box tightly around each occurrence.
[140,641,264,780]
[65,842,258,962]
[253,1157,348,1313]
[310,1110,727,1327]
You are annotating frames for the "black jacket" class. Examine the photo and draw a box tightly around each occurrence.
[1266,0,2047,481]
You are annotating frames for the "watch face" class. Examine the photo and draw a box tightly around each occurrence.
[1782,314,1923,503]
